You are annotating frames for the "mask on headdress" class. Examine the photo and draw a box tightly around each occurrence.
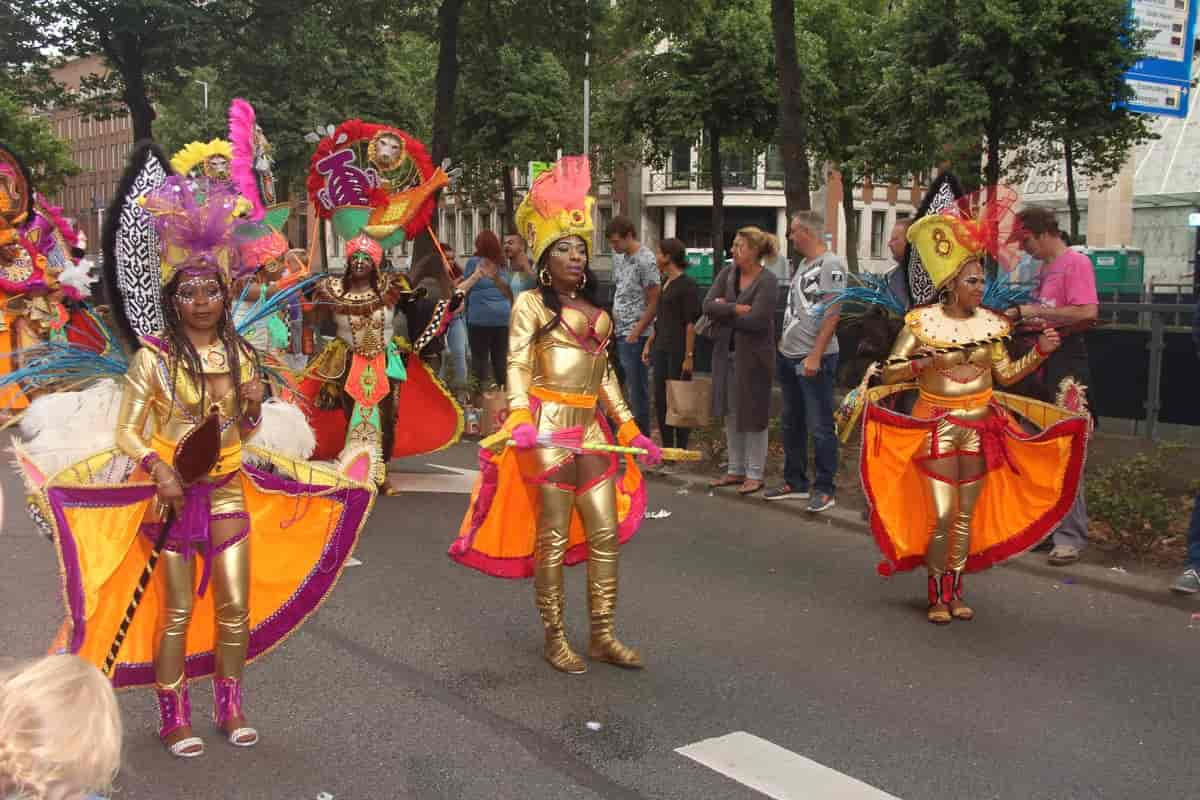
[306,120,448,249]
[171,139,235,183]
[515,156,595,265]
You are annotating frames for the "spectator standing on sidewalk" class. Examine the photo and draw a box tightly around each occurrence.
[505,231,538,296]
[1171,296,1200,594]
[1011,207,1098,566]
[461,230,513,388]
[705,227,780,495]
[606,216,660,436]
[764,211,845,513]
[642,237,700,452]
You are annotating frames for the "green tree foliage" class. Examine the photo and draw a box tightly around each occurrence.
[861,0,1148,202]
[454,45,575,231]
[609,0,778,255]
[795,0,885,272]
[0,90,79,196]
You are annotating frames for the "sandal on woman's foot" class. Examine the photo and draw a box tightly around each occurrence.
[709,475,745,488]
[927,603,952,625]
[737,479,764,495]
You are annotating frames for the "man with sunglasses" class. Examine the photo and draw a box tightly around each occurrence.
[1008,207,1098,566]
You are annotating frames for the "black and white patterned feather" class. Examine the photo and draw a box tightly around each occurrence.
[102,141,174,349]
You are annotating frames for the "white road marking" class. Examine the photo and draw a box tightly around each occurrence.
[676,732,901,800]
[385,463,479,494]
[344,557,363,568]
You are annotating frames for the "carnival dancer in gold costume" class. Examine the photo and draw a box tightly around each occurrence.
[13,169,374,760]
[450,157,661,673]
[854,204,1089,624]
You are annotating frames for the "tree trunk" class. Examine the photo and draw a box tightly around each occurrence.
[708,127,725,263]
[839,166,860,274]
[501,164,516,234]
[771,0,811,221]
[431,0,463,169]
[414,0,464,266]
[984,130,1002,191]
[116,35,155,141]
[1063,138,1081,245]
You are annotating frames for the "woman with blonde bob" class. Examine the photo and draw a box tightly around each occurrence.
[703,226,780,495]
[0,655,122,800]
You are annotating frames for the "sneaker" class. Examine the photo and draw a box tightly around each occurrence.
[1171,567,1200,594]
[806,492,836,513]
[1047,545,1080,566]
[763,484,810,501]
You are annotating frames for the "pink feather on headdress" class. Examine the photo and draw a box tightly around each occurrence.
[229,98,266,221]
[33,193,80,248]
[529,155,591,217]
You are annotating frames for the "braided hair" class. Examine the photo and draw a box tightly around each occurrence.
[159,271,260,419]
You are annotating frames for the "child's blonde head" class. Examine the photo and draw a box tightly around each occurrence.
[0,655,121,800]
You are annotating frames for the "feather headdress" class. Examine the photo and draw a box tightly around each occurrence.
[141,176,242,285]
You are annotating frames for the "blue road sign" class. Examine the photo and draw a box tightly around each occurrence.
[1122,0,1198,117]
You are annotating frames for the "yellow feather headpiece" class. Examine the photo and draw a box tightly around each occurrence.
[906,213,985,291]
[171,139,234,180]
[515,156,595,265]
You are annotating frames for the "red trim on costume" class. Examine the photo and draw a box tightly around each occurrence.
[862,398,1089,576]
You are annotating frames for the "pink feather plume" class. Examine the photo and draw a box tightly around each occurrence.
[228,98,266,221]
[529,156,591,218]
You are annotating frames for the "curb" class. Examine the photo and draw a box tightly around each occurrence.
[645,469,1198,611]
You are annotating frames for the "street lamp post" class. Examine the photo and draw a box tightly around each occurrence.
[195,80,209,112]
[583,0,590,156]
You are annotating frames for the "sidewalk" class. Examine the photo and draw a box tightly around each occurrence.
[644,467,1197,611]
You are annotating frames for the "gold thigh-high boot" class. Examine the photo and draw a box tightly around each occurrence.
[209,535,258,746]
[946,478,985,621]
[154,548,202,756]
[923,474,958,625]
[212,537,250,680]
[534,483,586,674]
[575,478,642,668]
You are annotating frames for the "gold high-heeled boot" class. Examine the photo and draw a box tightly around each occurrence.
[587,576,642,667]
[534,484,586,674]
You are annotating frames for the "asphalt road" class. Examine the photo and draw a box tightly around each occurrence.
[2,442,1198,800]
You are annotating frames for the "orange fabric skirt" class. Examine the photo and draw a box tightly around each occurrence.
[860,384,1089,575]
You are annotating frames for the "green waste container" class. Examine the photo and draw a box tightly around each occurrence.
[685,249,715,286]
[1085,248,1144,294]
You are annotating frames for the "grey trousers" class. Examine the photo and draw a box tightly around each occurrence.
[1052,484,1089,551]
[723,350,768,481]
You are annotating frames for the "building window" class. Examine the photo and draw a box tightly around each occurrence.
[766,145,784,190]
[669,141,691,188]
[443,210,457,253]
[870,210,887,259]
[461,210,475,252]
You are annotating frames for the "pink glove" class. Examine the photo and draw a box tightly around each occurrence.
[511,423,539,449]
[631,434,662,466]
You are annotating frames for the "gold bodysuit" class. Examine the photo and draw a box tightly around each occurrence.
[506,289,634,477]
[116,339,257,516]
[882,305,1046,576]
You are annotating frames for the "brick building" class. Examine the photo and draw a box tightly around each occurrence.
[38,55,135,257]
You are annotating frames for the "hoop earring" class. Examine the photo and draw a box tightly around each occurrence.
[539,267,552,287]
[938,288,952,305]
[578,270,588,289]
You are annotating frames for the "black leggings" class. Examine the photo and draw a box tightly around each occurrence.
[468,324,509,389]
[652,349,690,450]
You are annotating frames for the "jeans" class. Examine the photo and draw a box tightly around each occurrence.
[440,315,468,389]
[616,336,651,435]
[652,349,690,449]
[723,350,768,480]
[776,351,839,496]
[1186,492,1200,569]
[468,324,509,389]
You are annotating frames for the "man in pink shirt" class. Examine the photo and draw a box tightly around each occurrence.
[1010,207,1098,566]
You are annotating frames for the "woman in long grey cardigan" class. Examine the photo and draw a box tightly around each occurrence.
[703,226,780,494]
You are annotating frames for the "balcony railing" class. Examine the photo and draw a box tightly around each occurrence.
[648,170,784,193]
